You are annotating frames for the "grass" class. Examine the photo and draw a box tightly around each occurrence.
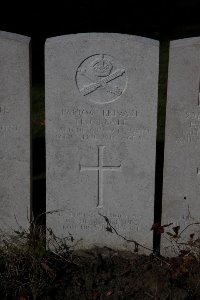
[1,223,200,299]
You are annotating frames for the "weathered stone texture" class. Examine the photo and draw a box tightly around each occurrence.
[46,33,159,252]
[0,31,31,236]
[162,37,200,256]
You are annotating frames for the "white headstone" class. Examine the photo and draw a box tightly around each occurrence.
[162,37,200,256]
[45,33,159,252]
[0,32,31,237]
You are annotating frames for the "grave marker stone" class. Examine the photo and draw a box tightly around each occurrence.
[162,37,200,256]
[0,31,31,237]
[45,33,159,251]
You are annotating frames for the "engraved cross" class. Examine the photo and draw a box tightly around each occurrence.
[80,145,121,208]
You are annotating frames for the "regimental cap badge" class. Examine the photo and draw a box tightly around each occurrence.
[91,55,113,77]
[76,54,127,104]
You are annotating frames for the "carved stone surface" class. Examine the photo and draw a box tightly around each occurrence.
[76,54,127,104]
[0,31,31,237]
[45,33,159,252]
[162,37,200,256]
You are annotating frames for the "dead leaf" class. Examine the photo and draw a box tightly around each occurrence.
[88,290,99,300]
[41,261,56,278]
[190,233,195,239]
[106,290,113,296]
[172,226,180,236]
[179,249,191,257]
[106,226,112,233]
[151,222,173,234]
[166,231,174,237]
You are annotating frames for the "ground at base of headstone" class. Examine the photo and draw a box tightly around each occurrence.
[0,227,200,300]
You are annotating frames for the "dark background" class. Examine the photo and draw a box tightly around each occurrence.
[1,0,200,84]
[1,0,200,249]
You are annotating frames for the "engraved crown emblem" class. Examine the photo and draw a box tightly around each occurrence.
[91,55,112,77]
[76,54,127,104]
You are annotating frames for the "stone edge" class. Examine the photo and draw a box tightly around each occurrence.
[171,36,200,48]
[0,31,30,44]
[45,32,159,47]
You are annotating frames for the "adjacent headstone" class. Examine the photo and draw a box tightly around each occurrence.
[0,32,31,237]
[45,33,159,252]
[162,38,200,256]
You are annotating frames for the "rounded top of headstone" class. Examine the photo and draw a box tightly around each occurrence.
[171,36,200,48]
[0,31,30,44]
[45,32,159,47]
